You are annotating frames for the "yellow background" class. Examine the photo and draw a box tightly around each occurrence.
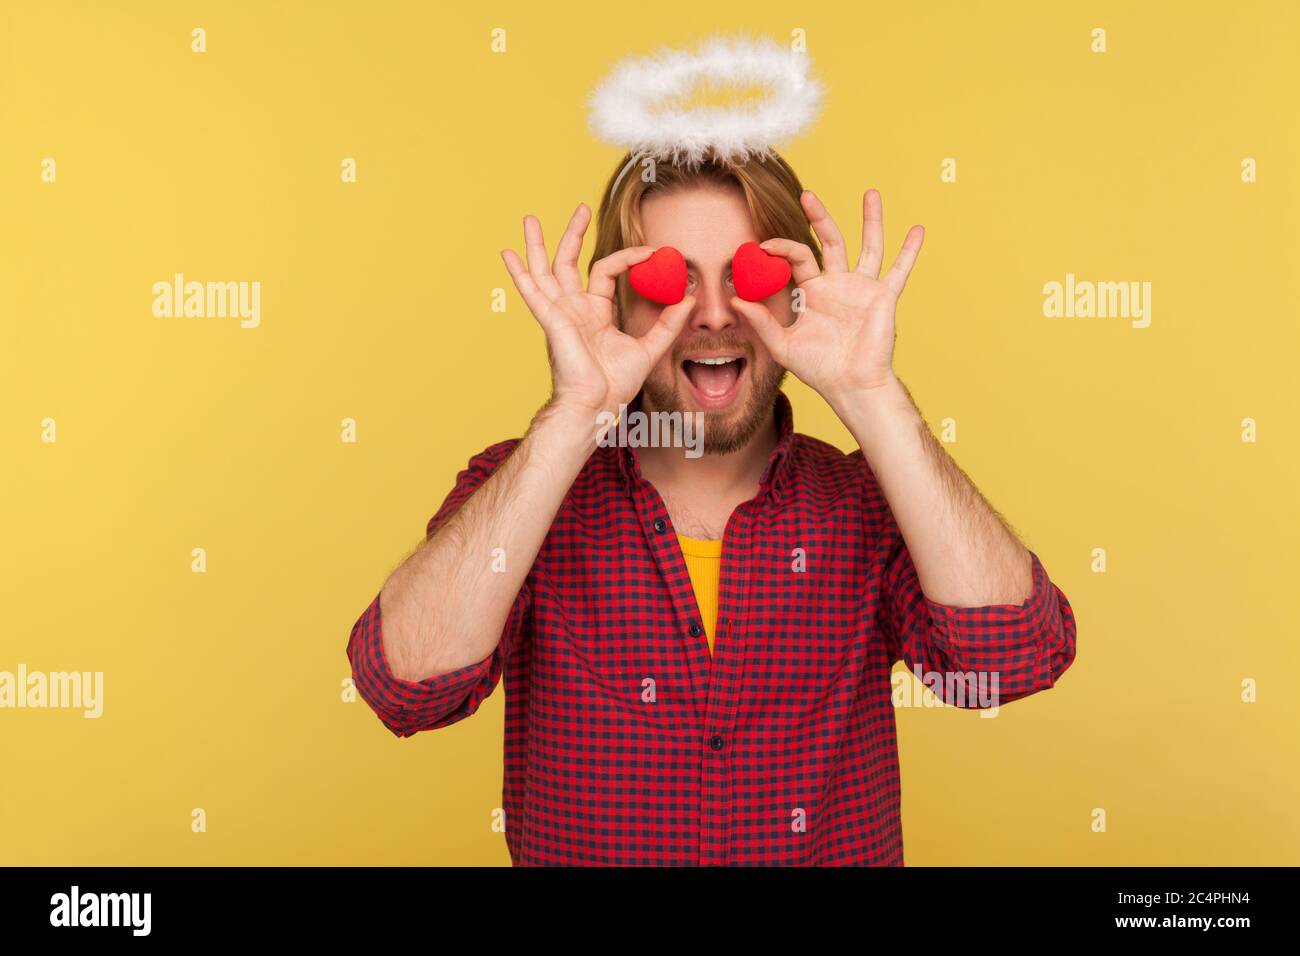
[3,1,1297,865]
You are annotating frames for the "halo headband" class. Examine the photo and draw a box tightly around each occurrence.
[587,35,824,168]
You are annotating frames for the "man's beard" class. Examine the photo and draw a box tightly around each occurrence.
[639,336,787,455]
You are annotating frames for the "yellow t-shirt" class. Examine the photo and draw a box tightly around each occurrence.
[677,534,723,655]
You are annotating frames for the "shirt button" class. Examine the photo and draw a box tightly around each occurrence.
[709,734,724,751]
[689,622,703,638]
[653,518,667,533]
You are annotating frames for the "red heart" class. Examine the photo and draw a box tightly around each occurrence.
[628,246,687,305]
[732,241,792,302]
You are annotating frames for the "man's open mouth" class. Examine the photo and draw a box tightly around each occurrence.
[681,355,746,408]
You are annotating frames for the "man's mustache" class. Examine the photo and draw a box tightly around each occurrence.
[671,335,754,362]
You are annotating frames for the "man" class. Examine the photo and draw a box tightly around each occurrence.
[347,149,1077,865]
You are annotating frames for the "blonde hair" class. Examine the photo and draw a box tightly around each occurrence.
[589,149,824,319]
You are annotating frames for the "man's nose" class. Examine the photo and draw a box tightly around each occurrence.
[688,276,738,334]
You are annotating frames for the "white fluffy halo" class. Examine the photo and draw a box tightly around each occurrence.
[587,35,823,167]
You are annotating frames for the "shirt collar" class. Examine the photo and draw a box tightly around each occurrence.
[615,390,796,504]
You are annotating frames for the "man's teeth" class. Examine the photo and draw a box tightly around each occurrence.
[690,357,739,365]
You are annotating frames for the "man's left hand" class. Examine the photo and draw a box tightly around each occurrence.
[732,189,924,406]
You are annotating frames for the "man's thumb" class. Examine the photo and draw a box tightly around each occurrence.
[639,294,695,363]
[731,297,787,361]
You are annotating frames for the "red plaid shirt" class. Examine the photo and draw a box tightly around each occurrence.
[347,392,1077,865]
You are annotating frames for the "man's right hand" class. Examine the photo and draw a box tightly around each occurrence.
[377,205,695,686]
[500,203,696,418]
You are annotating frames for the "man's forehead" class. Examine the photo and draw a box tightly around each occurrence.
[639,187,758,262]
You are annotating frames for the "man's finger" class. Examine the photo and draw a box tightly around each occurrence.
[857,189,884,277]
[801,190,850,272]
[501,248,556,328]
[637,294,696,365]
[588,245,655,300]
[731,296,789,364]
[758,237,821,286]
[883,225,925,295]
[553,203,590,294]
[522,215,562,299]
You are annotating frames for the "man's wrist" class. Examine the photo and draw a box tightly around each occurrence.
[824,371,925,462]
[528,398,604,463]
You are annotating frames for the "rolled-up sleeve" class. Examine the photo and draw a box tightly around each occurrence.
[878,518,1077,709]
[346,439,528,738]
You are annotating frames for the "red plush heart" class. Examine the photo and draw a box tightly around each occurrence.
[732,241,792,302]
[628,246,687,305]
